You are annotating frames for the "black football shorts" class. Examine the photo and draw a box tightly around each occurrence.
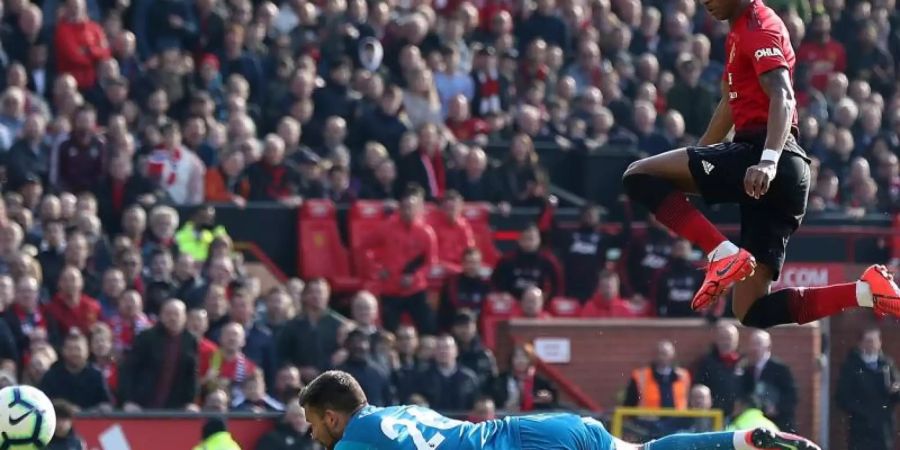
[686,134,810,280]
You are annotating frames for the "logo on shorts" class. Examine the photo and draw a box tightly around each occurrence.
[702,160,715,174]
[754,47,783,60]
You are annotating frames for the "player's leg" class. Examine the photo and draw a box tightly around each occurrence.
[623,145,756,309]
[642,428,820,450]
[731,154,900,328]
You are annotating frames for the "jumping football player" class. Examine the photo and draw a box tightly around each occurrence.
[300,370,820,450]
[621,0,900,328]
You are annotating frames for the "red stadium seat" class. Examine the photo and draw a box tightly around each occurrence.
[297,200,361,291]
[480,293,522,349]
[549,297,583,317]
[348,200,390,282]
[462,202,500,268]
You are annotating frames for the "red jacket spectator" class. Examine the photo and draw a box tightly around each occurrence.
[431,193,476,273]
[797,15,846,92]
[364,213,439,298]
[53,1,111,89]
[44,267,102,339]
[199,323,257,387]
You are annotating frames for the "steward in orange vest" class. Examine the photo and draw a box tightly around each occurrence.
[624,341,692,409]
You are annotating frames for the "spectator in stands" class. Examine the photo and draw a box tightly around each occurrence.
[555,203,625,301]
[439,247,490,330]
[272,365,303,405]
[451,309,497,392]
[351,85,410,156]
[245,134,303,205]
[694,322,742,417]
[6,114,51,191]
[143,249,178,316]
[95,268,124,318]
[350,291,380,340]
[107,289,151,353]
[741,330,797,432]
[37,220,67,295]
[53,0,110,90]
[492,343,557,411]
[652,239,702,317]
[229,285,275,383]
[145,121,206,205]
[362,185,438,333]
[39,331,112,411]
[233,368,283,412]
[518,286,552,319]
[6,275,44,355]
[46,400,87,450]
[337,329,392,407]
[262,287,292,337]
[496,133,545,208]
[624,340,691,410]
[204,149,250,206]
[798,14,847,92]
[51,106,106,194]
[173,254,205,308]
[187,307,218,364]
[359,159,400,200]
[277,278,345,378]
[431,190,476,275]
[254,396,316,450]
[45,266,101,342]
[200,321,257,396]
[492,223,563,300]
[415,334,480,411]
[447,147,496,203]
[94,155,159,237]
[624,216,675,298]
[397,124,447,201]
[581,270,650,318]
[836,327,900,450]
[89,322,117,395]
[119,299,199,411]
[392,325,425,404]
[142,205,179,263]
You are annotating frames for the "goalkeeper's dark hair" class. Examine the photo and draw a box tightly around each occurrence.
[299,370,368,414]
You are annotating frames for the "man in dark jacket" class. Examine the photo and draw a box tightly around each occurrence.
[39,331,112,411]
[740,330,797,432]
[5,114,50,190]
[837,327,900,450]
[451,310,497,393]
[118,299,199,410]
[653,239,703,317]
[277,278,345,376]
[554,203,625,301]
[254,398,316,450]
[491,224,564,300]
[336,329,393,406]
[414,335,480,411]
[693,322,742,416]
[94,154,159,236]
[349,84,409,155]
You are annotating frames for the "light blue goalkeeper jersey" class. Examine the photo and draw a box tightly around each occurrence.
[335,405,614,450]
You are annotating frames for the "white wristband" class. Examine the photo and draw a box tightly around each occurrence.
[761,149,781,164]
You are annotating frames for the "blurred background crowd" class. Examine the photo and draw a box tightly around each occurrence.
[0,0,898,446]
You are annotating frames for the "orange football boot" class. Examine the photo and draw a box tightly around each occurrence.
[860,264,900,317]
[691,248,757,310]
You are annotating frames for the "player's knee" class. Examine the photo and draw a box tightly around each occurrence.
[622,171,676,211]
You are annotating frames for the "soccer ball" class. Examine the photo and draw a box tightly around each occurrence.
[0,386,55,450]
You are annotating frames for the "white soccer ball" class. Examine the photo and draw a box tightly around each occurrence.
[0,386,56,450]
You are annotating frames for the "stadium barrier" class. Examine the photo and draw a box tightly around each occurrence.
[611,407,725,440]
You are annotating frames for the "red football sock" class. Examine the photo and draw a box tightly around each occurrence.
[654,192,727,254]
[785,283,859,324]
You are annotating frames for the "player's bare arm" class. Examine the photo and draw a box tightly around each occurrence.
[743,67,795,199]
[697,80,734,146]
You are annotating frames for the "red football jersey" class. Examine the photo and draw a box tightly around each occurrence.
[724,0,798,133]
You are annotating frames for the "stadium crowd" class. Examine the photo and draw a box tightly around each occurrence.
[0,0,896,445]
